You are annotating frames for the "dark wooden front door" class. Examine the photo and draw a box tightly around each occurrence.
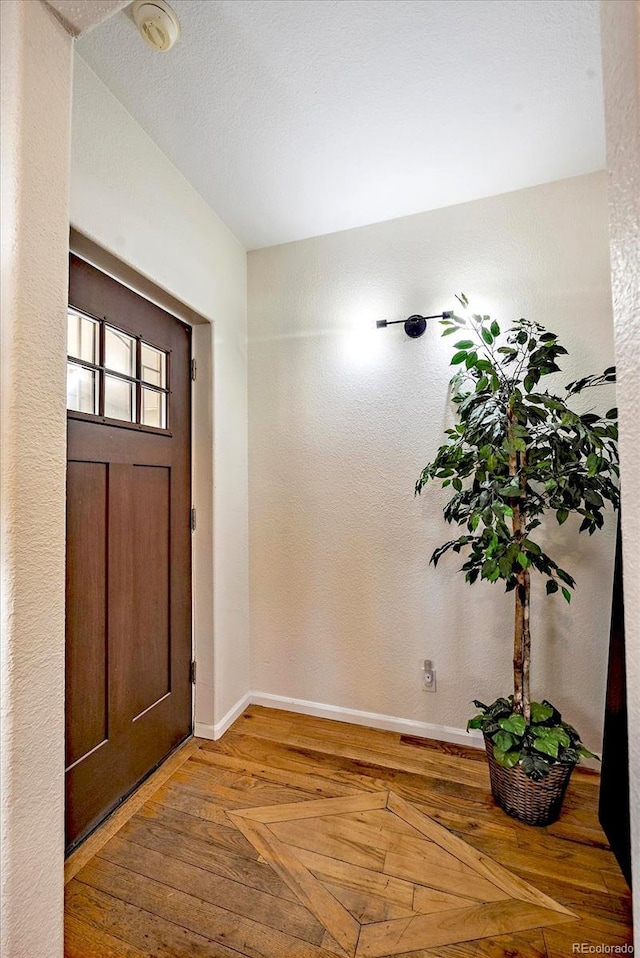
[65,255,192,851]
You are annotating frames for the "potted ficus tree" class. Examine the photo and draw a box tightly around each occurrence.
[416,295,619,826]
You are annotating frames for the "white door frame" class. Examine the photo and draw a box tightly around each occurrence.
[68,230,216,742]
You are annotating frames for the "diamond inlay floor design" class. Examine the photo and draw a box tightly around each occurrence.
[229,790,575,958]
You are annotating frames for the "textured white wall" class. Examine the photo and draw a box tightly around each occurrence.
[70,57,249,729]
[45,0,129,36]
[600,0,640,917]
[0,2,72,955]
[248,173,617,751]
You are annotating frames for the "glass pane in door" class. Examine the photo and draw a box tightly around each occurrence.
[105,326,136,378]
[67,311,98,365]
[141,343,166,388]
[67,362,98,414]
[104,374,135,422]
[141,387,166,429]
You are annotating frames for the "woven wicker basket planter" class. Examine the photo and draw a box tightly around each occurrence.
[484,734,576,826]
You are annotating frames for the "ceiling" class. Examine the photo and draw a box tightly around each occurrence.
[77,0,605,250]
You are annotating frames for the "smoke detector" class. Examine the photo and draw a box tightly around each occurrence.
[132,0,180,52]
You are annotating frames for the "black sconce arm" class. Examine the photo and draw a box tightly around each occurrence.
[376,311,453,339]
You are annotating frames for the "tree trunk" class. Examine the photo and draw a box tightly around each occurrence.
[509,408,531,723]
[514,569,531,722]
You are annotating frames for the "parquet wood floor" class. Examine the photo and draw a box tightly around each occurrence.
[64,706,633,957]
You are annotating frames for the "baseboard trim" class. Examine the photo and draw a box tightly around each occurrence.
[198,692,253,741]
[204,689,484,748]
[193,721,216,740]
[206,691,602,771]
[249,691,484,749]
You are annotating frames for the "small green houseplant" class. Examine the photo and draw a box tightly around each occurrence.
[416,296,619,825]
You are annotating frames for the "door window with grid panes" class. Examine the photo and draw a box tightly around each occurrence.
[67,309,169,430]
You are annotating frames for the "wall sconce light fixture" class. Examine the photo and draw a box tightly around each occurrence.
[376,310,453,339]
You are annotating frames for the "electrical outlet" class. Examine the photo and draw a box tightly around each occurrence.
[422,659,437,692]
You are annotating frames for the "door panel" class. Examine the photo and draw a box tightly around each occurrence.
[65,255,192,851]
[65,460,108,768]
[127,464,171,720]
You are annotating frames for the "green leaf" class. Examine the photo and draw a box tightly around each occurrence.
[532,727,570,748]
[586,452,599,477]
[490,320,500,337]
[556,508,569,525]
[476,376,489,391]
[521,753,551,781]
[523,539,541,555]
[561,587,572,603]
[502,749,521,767]
[498,714,526,736]
[560,746,580,765]
[499,556,514,578]
[553,729,571,747]
[451,351,468,365]
[503,438,525,455]
[556,568,575,587]
[467,715,484,730]
[492,747,521,768]
[533,737,559,758]
[454,340,474,350]
[546,579,559,595]
[578,745,599,760]
[516,552,529,569]
[530,701,554,723]
[492,730,516,752]
[481,328,494,345]
[482,558,497,579]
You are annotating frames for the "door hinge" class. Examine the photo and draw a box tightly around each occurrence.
[190,358,197,381]
[190,506,196,532]
[190,660,197,684]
